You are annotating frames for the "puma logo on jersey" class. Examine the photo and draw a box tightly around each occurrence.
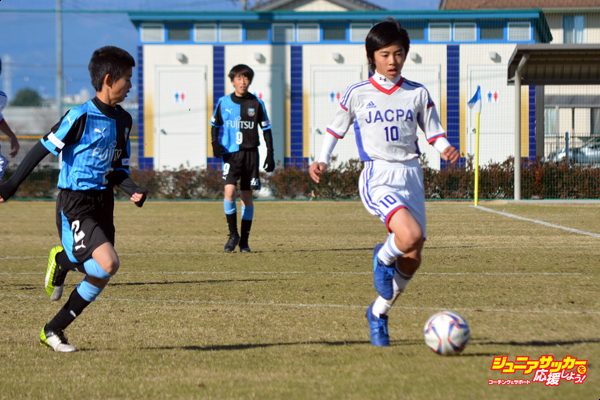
[365,108,414,124]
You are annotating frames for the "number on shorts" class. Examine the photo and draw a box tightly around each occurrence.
[222,163,230,179]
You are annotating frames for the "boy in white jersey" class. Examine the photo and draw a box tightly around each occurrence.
[309,19,459,346]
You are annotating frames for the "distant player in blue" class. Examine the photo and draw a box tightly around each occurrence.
[0,90,20,180]
[211,64,274,252]
[0,46,147,352]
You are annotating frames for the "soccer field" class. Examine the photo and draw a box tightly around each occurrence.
[0,201,598,399]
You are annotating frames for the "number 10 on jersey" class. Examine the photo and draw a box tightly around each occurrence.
[384,126,399,142]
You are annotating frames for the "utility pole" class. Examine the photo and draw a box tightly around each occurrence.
[56,0,64,119]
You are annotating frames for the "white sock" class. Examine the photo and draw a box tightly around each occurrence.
[371,270,413,317]
[377,233,404,266]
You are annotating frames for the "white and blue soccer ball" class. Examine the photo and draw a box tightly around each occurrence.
[423,310,470,355]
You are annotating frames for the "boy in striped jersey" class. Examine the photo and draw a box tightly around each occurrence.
[309,19,459,346]
[0,46,147,352]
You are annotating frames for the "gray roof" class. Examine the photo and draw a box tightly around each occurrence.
[507,44,600,85]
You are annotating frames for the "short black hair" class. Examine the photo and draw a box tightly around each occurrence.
[228,64,254,83]
[365,19,410,74]
[88,46,135,91]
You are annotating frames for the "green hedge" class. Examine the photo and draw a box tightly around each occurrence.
[5,158,600,200]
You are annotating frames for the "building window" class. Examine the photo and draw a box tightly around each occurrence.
[168,27,190,41]
[194,24,217,42]
[350,23,371,42]
[220,24,242,42]
[297,23,319,42]
[246,24,269,41]
[273,24,294,43]
[591,108,600,136]
[545,107,558,136]
[140,23,165,42]
[454,23,476,42]
[507,22,530,41]
[405,25,425,41]
[564,15,585,44]
[429,23,451,42]
[480,22,504,40]
[322,24,346,41]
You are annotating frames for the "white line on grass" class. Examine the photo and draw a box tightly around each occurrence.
[476,205,600,238]
[2,293,598,315]
[0,270,585,277]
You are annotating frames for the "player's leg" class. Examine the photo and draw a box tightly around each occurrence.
[46,193,86,301]
[41,243,118,352]
[223,154,241,252]
[239,190,253,252]
[41,191,118,352]
[371,209,423,319]
[238,150,259,253]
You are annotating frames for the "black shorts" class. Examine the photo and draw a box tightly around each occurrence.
[56,189,115,263]
[222,148,260,190]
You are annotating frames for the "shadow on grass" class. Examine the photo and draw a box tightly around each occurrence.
[109,278,275,287]
[142,339,427,351]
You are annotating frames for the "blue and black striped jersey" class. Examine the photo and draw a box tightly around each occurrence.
[210,93,271,153]
[41,97,133,191]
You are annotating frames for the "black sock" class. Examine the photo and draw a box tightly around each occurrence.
[240,219,252,244]
[56,251,85,273]
[45,289,91,333]
[226,213,238,236]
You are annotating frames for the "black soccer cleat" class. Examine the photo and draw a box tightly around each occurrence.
[224,233,240,253]
[239,240,251,253]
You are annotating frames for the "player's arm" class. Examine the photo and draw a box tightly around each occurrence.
[210,100,226,158]
[419,90,459,164]
[106,115,148,207]
[0,111,85,202]
[0,119,20,157]
[262,129,275,172]
[0,142,49,202]
[309,89,354,183]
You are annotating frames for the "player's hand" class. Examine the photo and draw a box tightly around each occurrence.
[263,151,275,172]
[9,138,20,157]
[309,162,327,184]
[130,190,148,208]
[0,195,4,204]
[212,141,223,158]
[441,146,460,164]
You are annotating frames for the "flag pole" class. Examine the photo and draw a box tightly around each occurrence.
[474,111,480,207]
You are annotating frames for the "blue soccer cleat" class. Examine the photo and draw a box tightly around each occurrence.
[366,303,390,347]
[373,243,395,300]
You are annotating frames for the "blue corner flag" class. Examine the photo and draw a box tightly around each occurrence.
[468,85,482,113]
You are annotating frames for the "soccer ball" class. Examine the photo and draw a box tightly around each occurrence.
[423,311,470,355]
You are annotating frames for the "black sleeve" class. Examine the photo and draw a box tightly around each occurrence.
[0,141,50,200]
[110,173,148,208]
[42,112,87,153]
[211,125,220,144]
[263,129,274,152]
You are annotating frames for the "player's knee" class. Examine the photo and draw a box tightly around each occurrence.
[394,231,422,253]
[104,259,120,276]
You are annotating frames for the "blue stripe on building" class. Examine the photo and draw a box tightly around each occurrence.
[137,45,154,170]
[208,46,226,169]
[444,45,461,169]
[286,45,307,168]
[529,85,536,161]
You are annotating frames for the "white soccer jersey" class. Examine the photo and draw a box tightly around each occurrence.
[325,72,448,162]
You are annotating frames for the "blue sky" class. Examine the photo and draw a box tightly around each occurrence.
[0,0,439,99]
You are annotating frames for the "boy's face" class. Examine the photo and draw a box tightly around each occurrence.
[232,74,250,96]
[373,43,406,81]
[108,67,133,105]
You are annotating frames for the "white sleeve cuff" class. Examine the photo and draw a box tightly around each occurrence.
[317,132,338,164]
[432,136,451,154]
